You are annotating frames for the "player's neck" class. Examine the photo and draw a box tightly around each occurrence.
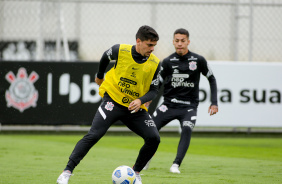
[177,49,189,56]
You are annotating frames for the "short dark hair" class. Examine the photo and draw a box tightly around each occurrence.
[136,25,159,41]
[174,28,189,38]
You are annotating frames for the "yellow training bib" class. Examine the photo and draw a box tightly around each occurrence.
[99,44,159,111]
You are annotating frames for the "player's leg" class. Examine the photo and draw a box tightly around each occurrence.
[66,99,123,171]
[153,104,176,131]
[171,107,197,173]
[121,110,160,173]
[57,98,123,184]
[142,104,176,170]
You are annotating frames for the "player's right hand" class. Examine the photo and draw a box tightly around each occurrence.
[208,105,218,116]
[95,77,104,86]
[128,99,142,113]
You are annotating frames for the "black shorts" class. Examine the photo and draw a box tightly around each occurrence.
[89,94,159,139]
[152,103,197,130]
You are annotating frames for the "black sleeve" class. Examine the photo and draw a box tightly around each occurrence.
[138,62,161,104]
[200,57,218,106]
[208,75,218,106]
[97,44,120,79]
[159,59,169,86]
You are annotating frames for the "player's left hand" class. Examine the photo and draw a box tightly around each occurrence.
[208,105,218,116]
[128,99,142,113]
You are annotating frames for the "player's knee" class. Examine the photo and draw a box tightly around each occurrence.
[83,131,103,145]
[145,134,160,146]
[181,126,193,133]
[182,121,195,132]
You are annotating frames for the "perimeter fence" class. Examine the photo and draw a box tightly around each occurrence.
[0,0,282,62]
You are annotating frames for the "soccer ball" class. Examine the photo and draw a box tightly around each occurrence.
[112,165,136,184]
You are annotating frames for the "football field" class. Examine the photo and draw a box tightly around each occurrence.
[0,133,281,184]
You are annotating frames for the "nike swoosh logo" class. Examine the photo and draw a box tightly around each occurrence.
[172,66,179,68]
[132,67,138,70]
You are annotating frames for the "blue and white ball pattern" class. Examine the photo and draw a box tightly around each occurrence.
[112,165,136,184]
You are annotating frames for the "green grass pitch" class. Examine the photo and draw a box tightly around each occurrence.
[0,133,281,184]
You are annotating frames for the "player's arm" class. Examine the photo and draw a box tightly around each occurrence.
[143,60,168,108]
[139,62,161,103]
[207,75,218,116]
[129,63,161,111]
[200,57,218,116]
[158,59,169,87]
[95,44,120,86]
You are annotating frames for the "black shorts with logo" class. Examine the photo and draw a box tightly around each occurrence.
[152,103,197,130]
[90,93,159,138]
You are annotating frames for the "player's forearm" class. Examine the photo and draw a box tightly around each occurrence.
[97,52,110,79]
[208,76,218,106]
[138,86,159,104]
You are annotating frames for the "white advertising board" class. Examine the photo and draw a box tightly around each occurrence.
[155,61,282,127]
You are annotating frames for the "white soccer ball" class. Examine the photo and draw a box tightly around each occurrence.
[112,165,136,184]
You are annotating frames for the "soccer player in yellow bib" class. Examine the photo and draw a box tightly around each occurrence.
[57,25,161,184]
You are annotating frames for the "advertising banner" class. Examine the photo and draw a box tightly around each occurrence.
[0,61,113,125]
[1,61,282,127]
[153,61,282,127]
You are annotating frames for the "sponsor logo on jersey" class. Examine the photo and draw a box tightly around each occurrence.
[170,57,179,61]
[151,78,159,86]
[183,121,195,129]
[188,56,198,60]
[206,64,213,78]
[171,73,192,88]
[173,69,179,73]
[121,48,130,52]
[106,48,112,60]
[122,97,131,104]
[172,65,179,68]
[171,98,191,105]
[171,76,194,88]
[171,81,194,88]
[118,77,139,97]
[130,72,136,78]
[120,77,137,85]
[159,104,168,112]
[145,119,156,127]
[189,61,197,71]
[120,87,140,97]
[172,74,189,78]
[105,101,114,111]
[5,67,39,112]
